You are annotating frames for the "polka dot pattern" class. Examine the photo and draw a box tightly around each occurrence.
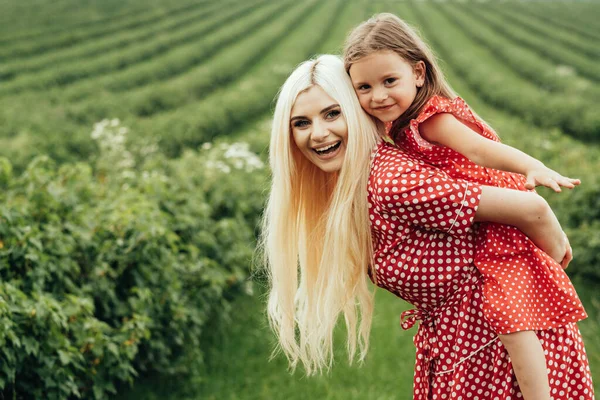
[368,142,595,399]
[393,95,588,335]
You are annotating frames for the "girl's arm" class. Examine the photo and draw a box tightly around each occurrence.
[380,149,570,268]
[475,185,570,268]
[420,113,580,192]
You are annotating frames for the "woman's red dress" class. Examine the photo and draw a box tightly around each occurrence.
[368,140,595,399]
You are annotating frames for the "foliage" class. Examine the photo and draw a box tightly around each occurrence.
[0,121,266,399]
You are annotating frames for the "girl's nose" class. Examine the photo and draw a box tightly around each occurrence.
[372,87,388,102]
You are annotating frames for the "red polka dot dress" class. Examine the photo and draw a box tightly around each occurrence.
[390,95,587,335]
[368,141,595,399]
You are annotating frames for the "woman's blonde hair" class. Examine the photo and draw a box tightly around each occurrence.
[343,13,459,140]
[259,54,381,375]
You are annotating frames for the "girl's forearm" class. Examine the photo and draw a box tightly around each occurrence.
[478,141,544,176]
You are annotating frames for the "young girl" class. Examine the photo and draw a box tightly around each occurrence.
[343,13,588,400]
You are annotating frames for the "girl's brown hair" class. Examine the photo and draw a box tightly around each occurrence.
[343,13,457,141]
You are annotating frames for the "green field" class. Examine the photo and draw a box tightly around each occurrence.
[0,0,598,398]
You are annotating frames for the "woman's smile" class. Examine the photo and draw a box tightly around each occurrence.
[290,85,348,173]
[313,140,342,157]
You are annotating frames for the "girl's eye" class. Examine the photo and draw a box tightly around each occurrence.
[357,84,370,91]
[293,120,309,128]
[325,109,341,119]
[384,77,397,85]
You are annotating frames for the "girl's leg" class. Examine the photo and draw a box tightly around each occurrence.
[498,331,550,400]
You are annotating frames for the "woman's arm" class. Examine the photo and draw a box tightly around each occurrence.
[475,186,570,267]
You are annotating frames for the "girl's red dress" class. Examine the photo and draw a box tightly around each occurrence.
[392,95,587,335]
[368,139,595,398]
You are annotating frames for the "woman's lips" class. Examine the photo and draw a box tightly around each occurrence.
[313,142,342,160]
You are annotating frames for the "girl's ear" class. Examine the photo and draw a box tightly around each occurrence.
[414,61,426,87]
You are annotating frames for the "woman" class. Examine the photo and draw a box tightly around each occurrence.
[260,54,594,398]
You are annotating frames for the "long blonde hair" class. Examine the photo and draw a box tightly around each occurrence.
[259,55,381,375]
[343,13,459,140]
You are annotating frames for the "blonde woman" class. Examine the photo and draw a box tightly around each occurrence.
[260,54,594,399]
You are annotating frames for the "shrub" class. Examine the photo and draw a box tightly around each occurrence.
[0,121,267,399]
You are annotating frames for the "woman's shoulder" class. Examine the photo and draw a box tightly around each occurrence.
[371,142,421,176]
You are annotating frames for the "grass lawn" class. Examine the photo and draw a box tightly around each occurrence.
[117,279,599,399]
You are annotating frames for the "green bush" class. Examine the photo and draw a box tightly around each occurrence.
[567,221,600,282]
[0,120,266,399]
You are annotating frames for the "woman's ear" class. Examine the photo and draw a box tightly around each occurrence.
[414,61,426,87]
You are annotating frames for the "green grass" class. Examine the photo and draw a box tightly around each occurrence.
[115,286,415,400]
[115,280,599,399]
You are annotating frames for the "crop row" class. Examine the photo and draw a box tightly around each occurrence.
[0,0,269,96]
[55,0,289,105]
[131,0,348,158]
[481,3,599,61]
[63,0,311,123]
[462,4,600,83]
[0,0,208,61]
[438,5,600,102]
[406,2,599,142]
[0,0,189,44]
[513,2,600,43]
[0,0,158,45]
[0,0,282,144]
[532,1,600,35]
[0,0,343,169]
[0,0,233,80]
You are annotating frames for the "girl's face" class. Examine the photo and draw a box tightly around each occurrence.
[290,85,348,173]
[348,50,425,123]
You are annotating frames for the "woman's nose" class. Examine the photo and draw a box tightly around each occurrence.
[311,120,330,141]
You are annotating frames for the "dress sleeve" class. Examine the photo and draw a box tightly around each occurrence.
[374,146,482,238]
[399,96,498,160]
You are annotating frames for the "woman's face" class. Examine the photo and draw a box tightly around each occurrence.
[290,85,348,173]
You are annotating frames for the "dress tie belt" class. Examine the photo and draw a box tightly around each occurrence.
[400,307,440,399]
[399,274,499,399]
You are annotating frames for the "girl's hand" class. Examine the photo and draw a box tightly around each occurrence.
[525,167,581,192]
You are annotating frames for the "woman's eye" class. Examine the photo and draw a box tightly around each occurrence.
[325,109,341,119]
[293,120,309,128]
